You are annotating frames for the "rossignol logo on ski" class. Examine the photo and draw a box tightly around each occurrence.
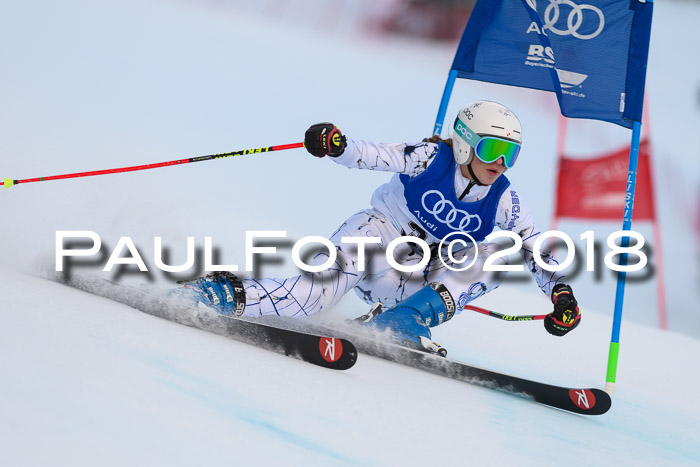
[320,337,343,363]
[569,389,596,410]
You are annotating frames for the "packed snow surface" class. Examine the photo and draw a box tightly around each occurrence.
[1,267,699,466]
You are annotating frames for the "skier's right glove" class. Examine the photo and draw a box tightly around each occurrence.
[544,284,581,337]
[304,123,347,158]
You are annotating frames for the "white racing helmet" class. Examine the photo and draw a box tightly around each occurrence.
[452,101,522,166]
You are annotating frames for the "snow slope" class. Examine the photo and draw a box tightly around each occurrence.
[1,0,700,464]
[1,266,699,466]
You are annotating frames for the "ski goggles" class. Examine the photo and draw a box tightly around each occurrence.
[453,117,521,168]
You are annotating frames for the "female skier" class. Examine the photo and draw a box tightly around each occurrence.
[183,101,581,351]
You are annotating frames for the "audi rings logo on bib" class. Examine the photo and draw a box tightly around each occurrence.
[420,190,482,233]
[527,0,605,41]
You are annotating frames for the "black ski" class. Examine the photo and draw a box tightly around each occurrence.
[320,326,611,415]
[50,273,357,371]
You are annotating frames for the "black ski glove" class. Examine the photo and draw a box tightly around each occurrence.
[544,284,581,337]
[304,123,347,158]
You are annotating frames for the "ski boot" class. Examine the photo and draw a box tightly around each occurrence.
[354,302,384,323]
[360,283,456,357]
[179,271,246,317]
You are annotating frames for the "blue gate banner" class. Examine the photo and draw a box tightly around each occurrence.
[452,0,653,128]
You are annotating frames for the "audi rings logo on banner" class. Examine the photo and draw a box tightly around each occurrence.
[421,190,482,233]
[540,0,605,40]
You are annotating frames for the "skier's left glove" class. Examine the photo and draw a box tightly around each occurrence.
[304,123,347,158]
[544,284,581,337]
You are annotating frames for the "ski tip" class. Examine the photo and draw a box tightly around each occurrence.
[567,388,612,415]
[3,177,14,188]
[317,336,358,370]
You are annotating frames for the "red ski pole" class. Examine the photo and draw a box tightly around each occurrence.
[2,142,304,189]
[463,304,546,321]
